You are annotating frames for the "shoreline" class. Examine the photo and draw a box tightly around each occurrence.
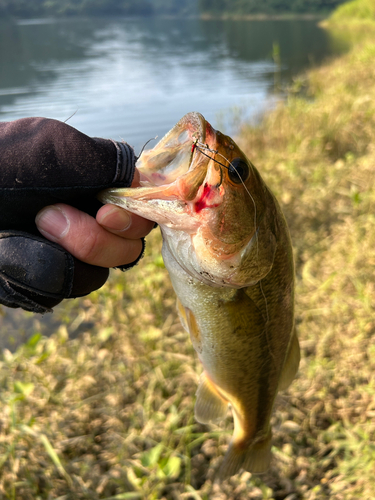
[200,12,327,21]
[3,12,330,22]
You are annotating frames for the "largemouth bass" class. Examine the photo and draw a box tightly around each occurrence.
[98,112,299,477]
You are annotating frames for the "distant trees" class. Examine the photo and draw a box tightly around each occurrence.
[198,0,349,14]
[0,0,348,18]
[151,0,198,15]
[0,0,197,18]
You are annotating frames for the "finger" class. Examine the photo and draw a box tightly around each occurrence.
[96,204,154,240]
[35,204,143,268]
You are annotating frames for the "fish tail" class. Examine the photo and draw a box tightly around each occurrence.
[219,430,272,479]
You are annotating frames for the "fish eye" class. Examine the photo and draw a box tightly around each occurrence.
[228,158,250,184]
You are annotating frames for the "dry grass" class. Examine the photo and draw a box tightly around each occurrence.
[0,19,375,500]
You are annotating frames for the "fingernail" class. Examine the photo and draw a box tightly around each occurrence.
[98,206,131,231]
[36,206,70,240]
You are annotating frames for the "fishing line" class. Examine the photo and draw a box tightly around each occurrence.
[194,142,259,257]
[195,141,270,335]
[260,279,276,366]
[194,142,225,171]
[215,149,259,257]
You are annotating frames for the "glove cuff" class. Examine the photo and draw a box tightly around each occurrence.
[111,140,137,186]
[116,237,146,272]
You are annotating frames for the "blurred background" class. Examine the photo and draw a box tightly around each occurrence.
[0,1,374,499]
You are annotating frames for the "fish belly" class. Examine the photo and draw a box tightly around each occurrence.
[162,241,295,476]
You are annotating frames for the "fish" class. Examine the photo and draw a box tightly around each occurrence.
[98,112,300,478]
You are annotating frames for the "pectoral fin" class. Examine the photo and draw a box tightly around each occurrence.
[278,330,300,391]
[176,300,228,423]
[176,297,189,332]
[176,299,203,353]
[195,372,228,424]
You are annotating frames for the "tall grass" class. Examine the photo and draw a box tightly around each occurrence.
[0,11,374,500]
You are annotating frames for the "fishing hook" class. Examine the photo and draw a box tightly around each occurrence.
[138,136,158,158]
[193,140,259,256]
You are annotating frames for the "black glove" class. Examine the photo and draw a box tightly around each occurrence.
[0,117,140,314]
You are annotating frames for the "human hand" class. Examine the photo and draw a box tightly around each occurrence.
[35,172,154,270]
[0,117,155,314]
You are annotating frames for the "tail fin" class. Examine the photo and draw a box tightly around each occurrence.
[219,431,272,479]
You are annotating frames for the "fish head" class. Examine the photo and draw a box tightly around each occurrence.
[99,112,276,287]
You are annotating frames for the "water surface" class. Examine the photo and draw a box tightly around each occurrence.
[0,16,344,349]
[0,17,343,150]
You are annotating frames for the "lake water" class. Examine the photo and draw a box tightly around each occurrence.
[0,16,345,349]
[0,17,345,151]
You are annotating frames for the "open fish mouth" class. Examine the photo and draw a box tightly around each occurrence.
[136,111,207,187]
[98,112,220,229]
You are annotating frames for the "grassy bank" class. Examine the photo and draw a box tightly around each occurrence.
[329,0,375,20]
[0,13,375,500]
[320,0,375,41]
[200,13,327,20]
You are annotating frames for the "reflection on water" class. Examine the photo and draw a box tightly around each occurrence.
[0,17,345,349]
[0,17,345,150]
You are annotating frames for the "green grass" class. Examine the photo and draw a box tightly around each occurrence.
[0,11,375,500]
[320,0,375,41]
[330,0,375,20]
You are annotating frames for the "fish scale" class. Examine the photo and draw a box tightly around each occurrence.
[99,112,300,478]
